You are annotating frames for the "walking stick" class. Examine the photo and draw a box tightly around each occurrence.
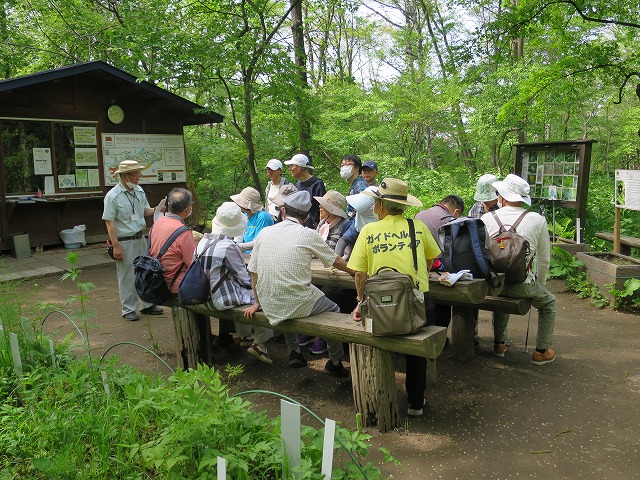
[522,308,532,353]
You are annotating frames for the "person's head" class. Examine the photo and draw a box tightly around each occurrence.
[315,190,347,222]
[266,159,283,182]
[474,174,499,208]
[210,202,247,238]
[282,190,312,222]
[441,195,465,218]
[361,160,378,185]
[115,160,144,190]
[492,174,532,207]
[285,153,313,179]
[230,187,263,215]
[167,188,193,218]
[363,177,422,219]
[340,154,362,182]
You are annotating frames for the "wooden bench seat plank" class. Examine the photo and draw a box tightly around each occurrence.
[438,296,532,315]
[595,232,640,248]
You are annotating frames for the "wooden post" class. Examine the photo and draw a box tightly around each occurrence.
[349,344,400,432]
[451,306,475,362]
[613,206,621,254]
[171,306,212,369]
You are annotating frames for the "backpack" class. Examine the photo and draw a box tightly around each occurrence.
[486,210,531,284]
[438,217,497,284]
[133,226,190,305]
[178,238,230,305]
[360,219,427,336]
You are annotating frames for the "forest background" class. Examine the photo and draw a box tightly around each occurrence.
[2,0,639,243]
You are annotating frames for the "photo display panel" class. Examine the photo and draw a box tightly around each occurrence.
[519,149,579,202]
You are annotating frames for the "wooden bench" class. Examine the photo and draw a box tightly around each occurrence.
[595,232,640,256]
[165,298,447,432]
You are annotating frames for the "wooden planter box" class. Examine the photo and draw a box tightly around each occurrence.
[576,252,640,301]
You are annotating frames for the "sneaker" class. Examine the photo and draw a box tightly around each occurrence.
[309,338,328,355]
[531,348,556,366]
[123,312,139,321]
[289,350,308,368]
[322,360,349,379]
[407,399,425,417]
[140,305,163,315]
[237,335,254,347]
[298,334,317,346]
[247,344,273,365]
[492,342,507,358]
[212,334,235,350]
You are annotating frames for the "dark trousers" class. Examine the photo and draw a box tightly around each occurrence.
[406,354,427,409]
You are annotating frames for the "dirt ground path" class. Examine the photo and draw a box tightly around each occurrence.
[18,263,640,479]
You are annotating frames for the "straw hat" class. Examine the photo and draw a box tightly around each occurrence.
[315,190,347,218]
[362,177,422,207]
[474,174,499,202]
[230,187,262,213]
[115,160,144,174]
[492,174,532,206]
[284,153,314,170]
[210,202,247,237]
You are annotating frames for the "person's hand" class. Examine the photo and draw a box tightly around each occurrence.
[113,244,123,261]
[243,303,261,318]
[352,304,362,322]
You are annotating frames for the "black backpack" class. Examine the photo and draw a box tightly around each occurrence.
[178,238,229,306]
[133,226,189,305]
[438,217,498,284]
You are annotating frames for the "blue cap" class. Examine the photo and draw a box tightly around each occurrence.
[362,160,378,170]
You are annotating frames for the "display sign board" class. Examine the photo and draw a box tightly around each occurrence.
[102,133,187,186]
[519,150,579,201]
[615,170,640,211]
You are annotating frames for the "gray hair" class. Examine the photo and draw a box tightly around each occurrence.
[167,188,193,214]
[381,198,407,214]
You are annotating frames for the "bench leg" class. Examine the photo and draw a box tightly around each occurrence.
[451,306,475,362]
[349,344,400,433]
[171,307,212,369]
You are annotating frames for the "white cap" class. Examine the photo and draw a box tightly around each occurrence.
[266,159,282,170]
[284,153,313,170]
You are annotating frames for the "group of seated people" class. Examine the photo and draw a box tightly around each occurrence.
[148,155,557,417]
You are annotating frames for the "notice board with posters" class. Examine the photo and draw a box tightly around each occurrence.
[514,140,596,241]
[102,133,187,186]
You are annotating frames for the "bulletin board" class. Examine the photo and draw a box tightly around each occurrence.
[102,133,187,186]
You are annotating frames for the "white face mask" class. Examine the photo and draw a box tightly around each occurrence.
[340,165,354,180]
[497,199,503,209]
[124,176,136,190]
[373,201,381,221]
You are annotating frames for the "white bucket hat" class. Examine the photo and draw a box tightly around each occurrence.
[315,190,347,218]
[492,174,532,206]
[346,186,377,212]
[211,202,247,237]
[474,174,499,202]
[284,153,314,170]
[230,187,263,213]
[362,177,423,207]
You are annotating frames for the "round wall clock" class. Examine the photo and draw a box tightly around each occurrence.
[107,104,125,124]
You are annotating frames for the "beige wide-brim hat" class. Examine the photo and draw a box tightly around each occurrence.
[211,202,247,237]
[492,174,532,206]
[230,187,263,213]
[362,177,422,207]
[115,160,144,174]
[474,174,499,202]
[315,190,347,218]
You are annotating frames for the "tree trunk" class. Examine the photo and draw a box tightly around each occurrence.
[291,0,311,152]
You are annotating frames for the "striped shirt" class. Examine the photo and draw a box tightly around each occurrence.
[194,233,254,310]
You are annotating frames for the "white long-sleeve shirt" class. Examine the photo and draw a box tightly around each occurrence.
[481,206,551,284]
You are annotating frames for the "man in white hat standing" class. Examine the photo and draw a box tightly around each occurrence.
[264,159,291,220]
[284,153,326,229]
[348,178,441,417]
[468,174,500,218]
[481,174,557,366]
[103,160,164,321]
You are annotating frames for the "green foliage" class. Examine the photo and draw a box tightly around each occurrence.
[548,247,584,279]
[609,278,640,310]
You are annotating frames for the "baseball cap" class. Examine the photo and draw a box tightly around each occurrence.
[266,159,282,170]
[362,160,378,170]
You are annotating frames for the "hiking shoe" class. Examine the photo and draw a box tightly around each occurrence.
[237,335,254,347]
[289,350,308,368]
[493,342,507,358]
[123,312,139,321]
[322,360,349,379]
[407,399,425,417]
[531,348,556,366]
[140,305,163,315]
[298,334,317,346]
[309,338,328,355]
[212,334,235,350]
[247,344,273,365]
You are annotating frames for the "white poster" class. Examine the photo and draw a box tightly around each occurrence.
[87,169,100,187]
[75,148,99,166]
[73,126,97,146]
[44,176,55,195]
[58,174,76,189]
[101,133,186,185]
[615,169,640,211]
[33,148,53,175]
